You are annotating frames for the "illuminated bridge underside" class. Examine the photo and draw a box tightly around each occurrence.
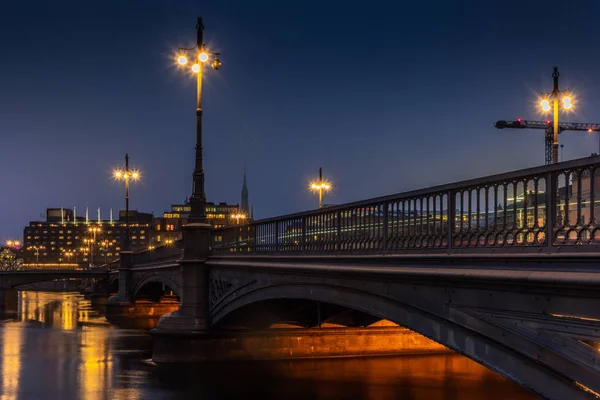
[207,257,600,400]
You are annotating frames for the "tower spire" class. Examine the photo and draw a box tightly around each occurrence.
[241,171,249,215]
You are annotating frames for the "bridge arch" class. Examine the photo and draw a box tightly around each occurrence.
[210,282,587,400]
[132,274,181,301]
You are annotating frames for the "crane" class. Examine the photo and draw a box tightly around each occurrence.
[494,119,600,164]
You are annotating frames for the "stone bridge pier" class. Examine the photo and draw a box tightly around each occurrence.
[106,249,181,329]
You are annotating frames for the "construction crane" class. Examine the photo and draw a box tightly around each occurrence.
[494,119,600,164]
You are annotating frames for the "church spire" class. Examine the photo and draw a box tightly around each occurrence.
[241,171,249,215]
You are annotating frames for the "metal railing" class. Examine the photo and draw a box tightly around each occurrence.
[101,241,183,270]
[212,156,600,254]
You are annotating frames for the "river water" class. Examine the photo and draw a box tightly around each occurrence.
[0,291,538,400]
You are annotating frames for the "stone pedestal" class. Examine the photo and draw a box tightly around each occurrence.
[151,223,212,359]
[153,223,211,333]
[107,250,133,305]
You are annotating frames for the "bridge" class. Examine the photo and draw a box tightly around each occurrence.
[104,155,600,400]
[0,269,107,289]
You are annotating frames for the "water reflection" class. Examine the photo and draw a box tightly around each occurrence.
[0,292,538,400]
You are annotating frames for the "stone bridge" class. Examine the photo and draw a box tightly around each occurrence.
[109,156,600,400]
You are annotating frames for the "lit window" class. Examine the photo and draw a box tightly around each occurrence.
[140,236,145,239]
[156,225,161,230]
[67,230,71,233]
[131,236,137,240]
[141,230,145,234]
[116,247,120,251]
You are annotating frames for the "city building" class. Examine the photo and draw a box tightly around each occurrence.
[153,201,244,245]
[22,208,153,268]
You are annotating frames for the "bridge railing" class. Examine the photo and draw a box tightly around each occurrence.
[129,241,183,266]
[212,155,600,254]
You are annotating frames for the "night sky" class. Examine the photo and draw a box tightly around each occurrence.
[1,0,600,243]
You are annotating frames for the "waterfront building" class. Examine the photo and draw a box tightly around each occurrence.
[22,208,152,268]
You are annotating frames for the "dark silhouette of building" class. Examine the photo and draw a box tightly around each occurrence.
[241,172,249,216]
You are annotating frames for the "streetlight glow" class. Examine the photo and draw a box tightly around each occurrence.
[113,169,123,179]
[230,213,247,224]
[198,52,209,62]
[309,168,332,208]
[540,98,551,112]
[309,181,332,192]
[191,63,200,73]
[177,55,188,65]
[562,95,573,110]
[130,170,140,181]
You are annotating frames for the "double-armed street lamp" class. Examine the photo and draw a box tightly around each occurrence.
[539,67,575,164]
[5,240,20,249]
[230,212,247,225]
[113,153,141,254]
[309,167,332,209]
[175,17,222,223]
[86,226,101,268]
[28,245,45,266]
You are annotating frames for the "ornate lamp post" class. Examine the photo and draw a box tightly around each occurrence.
[87,225,101,268]
[153,17,223,337]
[175,17,222,223]
[113,154,140,252]
[309,168,332,208]
[539,67,574,164]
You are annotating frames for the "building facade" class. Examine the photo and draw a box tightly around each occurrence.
[22,208,153,268]
[153,201,243,245]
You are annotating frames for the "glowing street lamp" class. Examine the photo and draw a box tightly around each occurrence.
[174,17,222,223]
[28,245,45,266]
[113,153,141,253]
[539,67,575,164]
[87,225,102,267]
[309,167,332,208]
[230,212,247,225]
[5,240,20,249]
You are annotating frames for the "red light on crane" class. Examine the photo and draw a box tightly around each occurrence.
[546,120,551,125]
[517,118,522,123]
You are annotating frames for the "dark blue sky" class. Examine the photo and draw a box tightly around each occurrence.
[1,0,599,242]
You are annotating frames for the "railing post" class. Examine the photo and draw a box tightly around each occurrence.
[447,189,455,250]
[235,226,240,252]
[382,202,389,253]
[275,222,279,253]
[302,216,306,253]
[336,210,341,252]
[546,171,555,250]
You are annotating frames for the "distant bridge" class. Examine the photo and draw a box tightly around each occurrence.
[0,269,107,289]
[110,156,600,400]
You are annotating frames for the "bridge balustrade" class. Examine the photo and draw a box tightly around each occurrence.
[212,156,600,254]
[129,242,183,266]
